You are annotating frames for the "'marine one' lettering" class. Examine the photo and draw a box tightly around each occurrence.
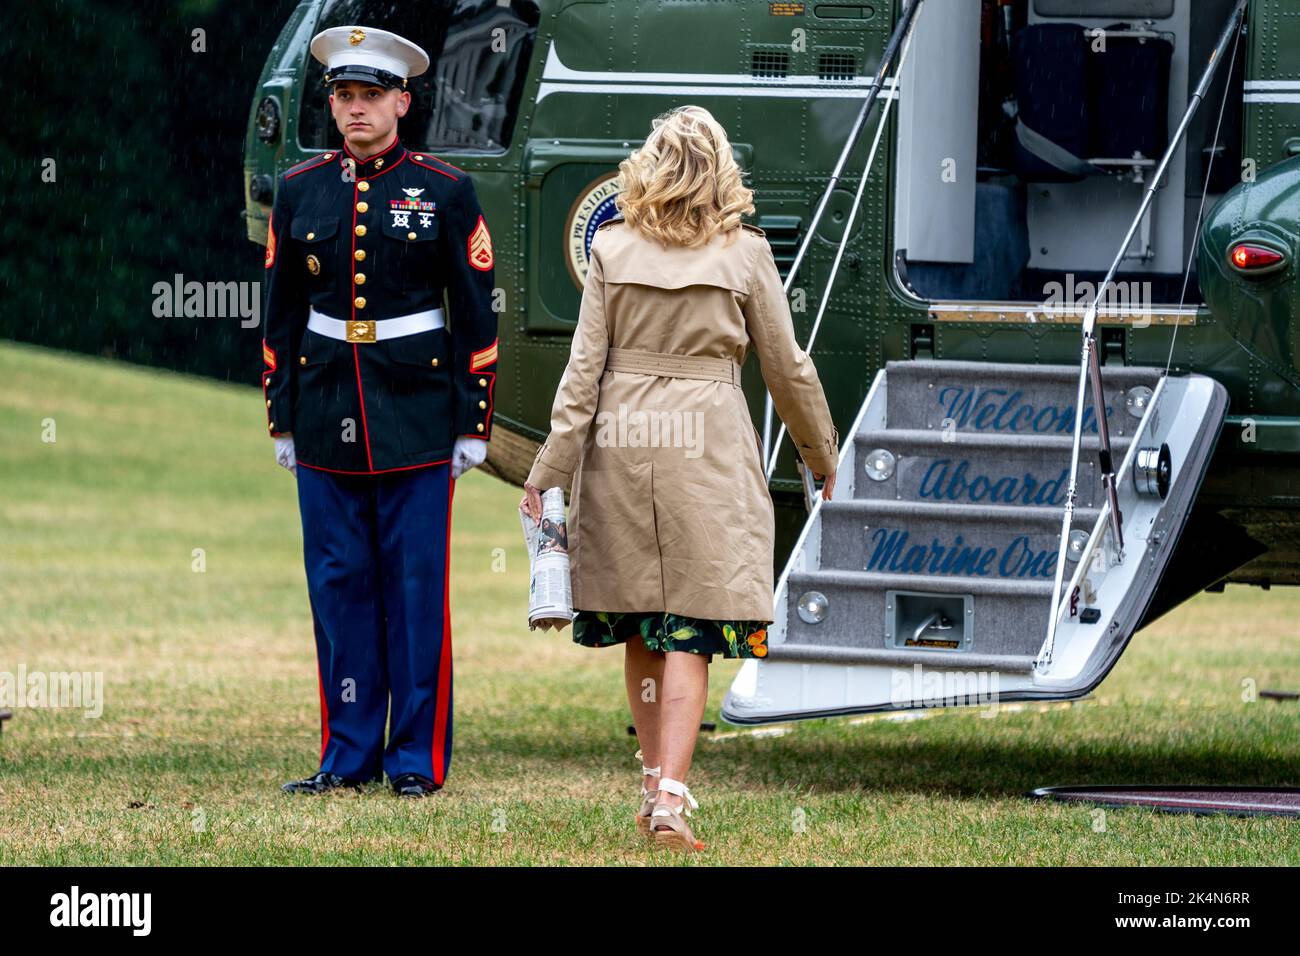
[867,528,1058,579]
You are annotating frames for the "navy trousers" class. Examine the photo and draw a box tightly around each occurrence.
[295,462,456,787]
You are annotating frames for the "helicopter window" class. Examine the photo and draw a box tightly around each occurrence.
[299,0,540,154]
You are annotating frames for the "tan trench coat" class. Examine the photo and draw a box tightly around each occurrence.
[525,218,839,622]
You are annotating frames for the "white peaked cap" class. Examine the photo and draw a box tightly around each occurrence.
[310,25,430,88]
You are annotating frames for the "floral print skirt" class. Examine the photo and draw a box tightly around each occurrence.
[571,609,770,660]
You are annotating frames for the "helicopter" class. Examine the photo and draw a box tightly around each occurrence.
[244,0,1298,724]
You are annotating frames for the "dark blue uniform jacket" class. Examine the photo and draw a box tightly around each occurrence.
[261,137,498,474]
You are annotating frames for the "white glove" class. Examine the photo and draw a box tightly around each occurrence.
[451,436,487,479]
[274,435,297,475]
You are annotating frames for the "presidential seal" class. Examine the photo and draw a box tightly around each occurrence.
[564,172,622,291]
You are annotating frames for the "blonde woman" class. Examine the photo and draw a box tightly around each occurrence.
[519,105,837,852]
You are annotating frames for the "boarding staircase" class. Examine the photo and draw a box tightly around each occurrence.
[723,359,1227,724]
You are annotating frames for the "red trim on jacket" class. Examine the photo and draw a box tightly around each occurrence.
[411,151,465,173]
[355,152,408,180]
[285,154,335,181]
[408,154,460,181]
[348,181,376,471]
[297,458,452,476]
[342,136,401,166]
[352,345,375,472]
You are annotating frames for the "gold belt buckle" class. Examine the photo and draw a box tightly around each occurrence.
[346,319,376,343]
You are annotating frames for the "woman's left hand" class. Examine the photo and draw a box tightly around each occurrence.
[519,481,543,521]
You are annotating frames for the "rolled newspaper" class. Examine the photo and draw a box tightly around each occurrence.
[520,487,574,631]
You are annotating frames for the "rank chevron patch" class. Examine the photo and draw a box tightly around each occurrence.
[470,338,498,372]
[467,215,493,271]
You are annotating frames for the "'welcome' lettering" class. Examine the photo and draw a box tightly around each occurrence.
[935,386,1111,434]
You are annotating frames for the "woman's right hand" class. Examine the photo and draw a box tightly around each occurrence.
[812,469,836,501]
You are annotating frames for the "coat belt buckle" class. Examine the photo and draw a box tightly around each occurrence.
[346,319,376,343]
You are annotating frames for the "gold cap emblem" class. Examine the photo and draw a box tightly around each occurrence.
[349,29,365,46]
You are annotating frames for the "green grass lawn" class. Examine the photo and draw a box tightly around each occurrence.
[0,339,1296,865]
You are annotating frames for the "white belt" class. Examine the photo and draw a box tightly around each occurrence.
[307,306,445,344]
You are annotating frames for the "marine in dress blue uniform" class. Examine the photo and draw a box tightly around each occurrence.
[265,26,498,796]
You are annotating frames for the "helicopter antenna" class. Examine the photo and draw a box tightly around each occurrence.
[760,0,927,474]
[1039,0,1249,668]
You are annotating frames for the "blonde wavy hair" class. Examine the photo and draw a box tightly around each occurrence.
[615,105,755,248]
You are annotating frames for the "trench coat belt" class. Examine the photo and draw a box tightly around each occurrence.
[603,347,741,386]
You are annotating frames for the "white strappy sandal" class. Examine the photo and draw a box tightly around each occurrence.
[634,749,660,835]
[650,777,703,852]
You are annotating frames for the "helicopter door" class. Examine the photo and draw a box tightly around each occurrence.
[893,0,980,267]
[893,0,1244,310]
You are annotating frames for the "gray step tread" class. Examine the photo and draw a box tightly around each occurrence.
[820,498,1102,527]
[766,643,1038,672]
[788,568,1056,598]
[885,359,1163,385]
[855,429,1135,450]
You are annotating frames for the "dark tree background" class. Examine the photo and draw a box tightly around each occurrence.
[4,0,301,385]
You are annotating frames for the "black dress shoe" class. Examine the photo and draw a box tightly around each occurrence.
[282,771,366,794]
[391,773,440,797]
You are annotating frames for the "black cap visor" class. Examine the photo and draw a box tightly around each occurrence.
[323,65,406,90]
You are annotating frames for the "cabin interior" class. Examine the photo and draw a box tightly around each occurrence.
[893,0,1245,307]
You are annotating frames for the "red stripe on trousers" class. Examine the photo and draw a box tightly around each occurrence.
[432,472,455,785]
[316,658,330,766]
